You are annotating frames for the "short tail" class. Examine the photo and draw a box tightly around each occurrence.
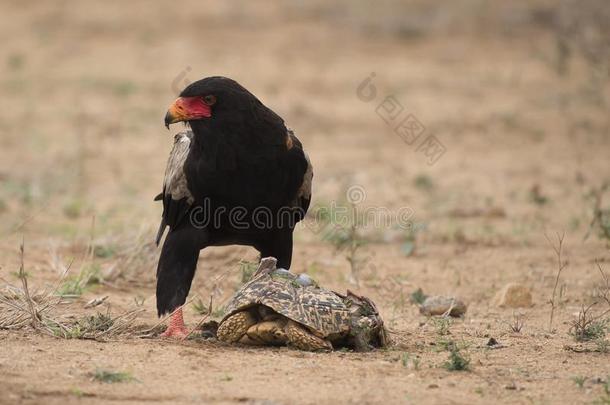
[154,193,165,246]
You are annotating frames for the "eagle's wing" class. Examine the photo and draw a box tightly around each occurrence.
[287,129,313,219]
[154,131,194,245]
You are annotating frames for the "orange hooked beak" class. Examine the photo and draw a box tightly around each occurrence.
[164,97,212,129]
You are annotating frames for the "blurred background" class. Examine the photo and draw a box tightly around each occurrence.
[1,0,609,282]
[1,0,608,239]
[0,0,608,232]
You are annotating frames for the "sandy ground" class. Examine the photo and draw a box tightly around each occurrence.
[1,1,609,404]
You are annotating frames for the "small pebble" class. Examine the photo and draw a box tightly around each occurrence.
[486,337,505,349]
[296,273,315,287]
[494,283,532,308]
[420,296,467,317]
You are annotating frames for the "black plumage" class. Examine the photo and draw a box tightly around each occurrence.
[155,77,312,316]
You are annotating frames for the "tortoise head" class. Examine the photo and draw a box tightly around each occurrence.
[252,257,278,278]
[344,291,390,351]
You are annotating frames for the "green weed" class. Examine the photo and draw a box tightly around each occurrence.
[92,369,136,384]
[56,263,101,297]
[410,288,427,305]
[433,317,452,336]
[239,260,258,284]
[572,375,586,389]
[413,174,434,191]
[443,344,470,371]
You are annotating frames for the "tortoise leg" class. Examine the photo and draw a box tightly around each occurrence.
[246,320,288,345]
[285,320,332,351]
[217,311,256,343]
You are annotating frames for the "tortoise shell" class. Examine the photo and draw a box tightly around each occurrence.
[222,258,352,337]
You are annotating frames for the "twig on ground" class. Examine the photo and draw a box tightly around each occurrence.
[18,240,40,328]
[184,295,214,340]
[545,231,568,331]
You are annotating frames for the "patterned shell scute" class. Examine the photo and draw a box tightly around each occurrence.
[225,273,351,336]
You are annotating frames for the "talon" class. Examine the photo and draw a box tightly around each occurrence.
[161,307,188,339]
[161,326,189,339]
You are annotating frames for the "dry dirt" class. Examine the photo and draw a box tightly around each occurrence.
[1,1,609,404]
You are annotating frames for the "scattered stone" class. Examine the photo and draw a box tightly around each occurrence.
[427,384,439,389]
[494,283,532,308]
[420,296,467,317]
[486,337,505,349]
[295,273,315,287]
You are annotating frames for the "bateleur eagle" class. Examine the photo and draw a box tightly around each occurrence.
[155,76,312,338]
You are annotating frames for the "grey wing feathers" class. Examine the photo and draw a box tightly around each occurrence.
[155,131,194,245]
[163,131,194,204]
[298,150,313,201]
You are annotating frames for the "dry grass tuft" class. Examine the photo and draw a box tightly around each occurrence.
[0,241,64,334]
[569,262,610,342]
[104,229,158,285]
[1,241,144,340]
[507,311,526,333]
[52,308,144,340]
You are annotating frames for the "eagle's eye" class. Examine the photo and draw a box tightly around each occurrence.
[203,95,216,106]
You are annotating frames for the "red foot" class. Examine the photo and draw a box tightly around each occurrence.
[161,307,188,339]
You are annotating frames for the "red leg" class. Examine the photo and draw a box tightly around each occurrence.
[161,307,188,339]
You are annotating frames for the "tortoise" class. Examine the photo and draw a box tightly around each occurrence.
[216,257,389,351]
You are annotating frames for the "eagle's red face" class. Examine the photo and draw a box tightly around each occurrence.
[164,95,216,128]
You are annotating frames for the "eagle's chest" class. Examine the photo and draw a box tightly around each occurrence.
[184,146,289,208]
